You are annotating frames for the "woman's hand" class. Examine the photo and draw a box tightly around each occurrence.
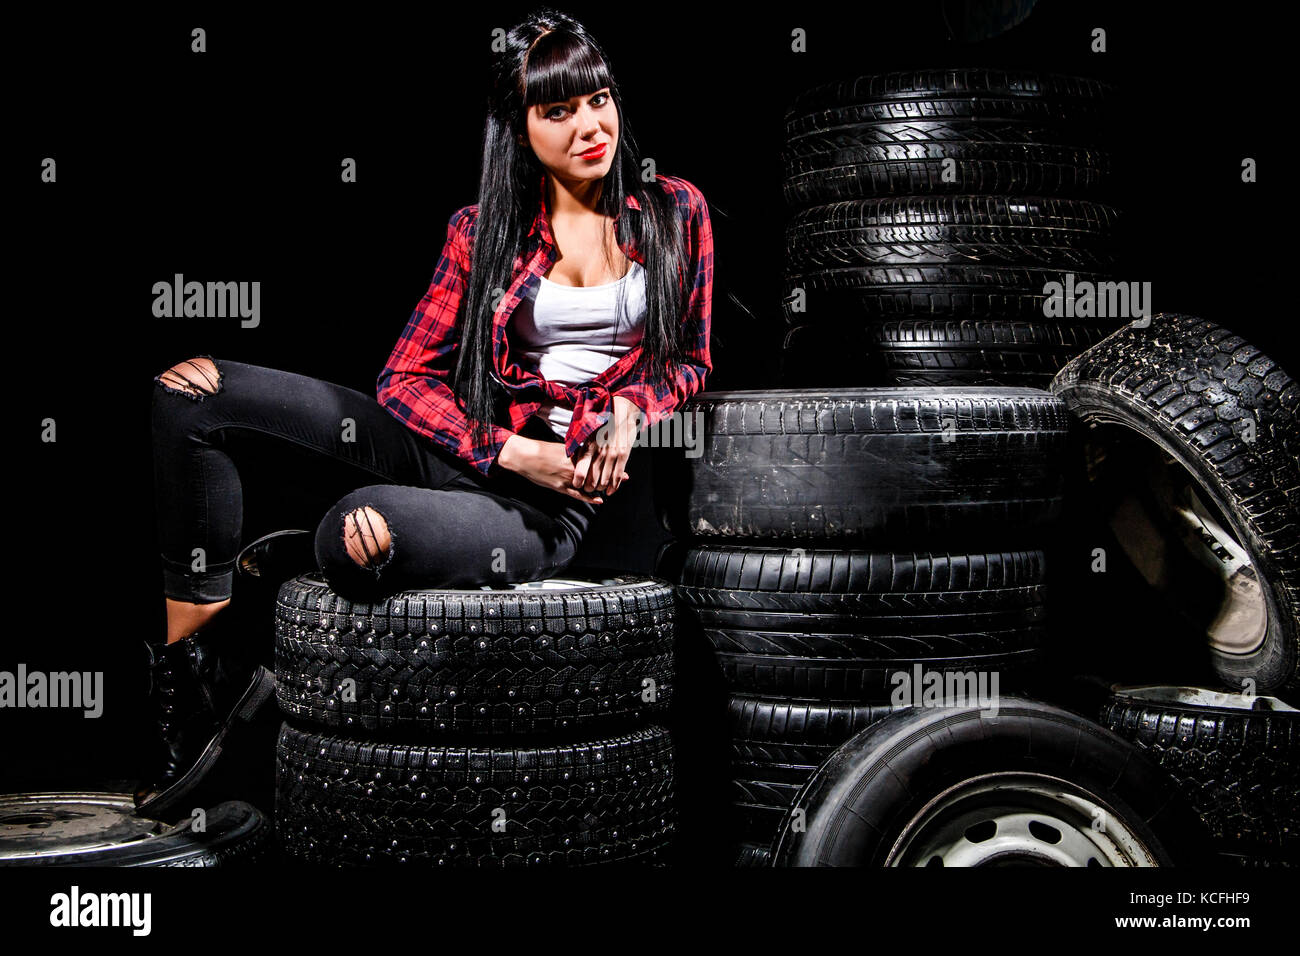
[497,434,619,504]
[572,396,640,497]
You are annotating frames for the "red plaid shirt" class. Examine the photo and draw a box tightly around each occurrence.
[376,173,714,476]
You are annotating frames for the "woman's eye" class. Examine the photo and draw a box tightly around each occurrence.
[546,92,609,120]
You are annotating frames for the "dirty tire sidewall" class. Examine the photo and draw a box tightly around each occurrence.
[771,700,1211,867]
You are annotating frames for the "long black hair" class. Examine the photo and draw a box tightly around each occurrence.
[452,7,691,442]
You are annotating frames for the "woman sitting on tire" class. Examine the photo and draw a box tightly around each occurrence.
[134,5,714,816]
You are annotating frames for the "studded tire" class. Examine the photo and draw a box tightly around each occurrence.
[274,721,674,866]
[274,571,674,739]
[1099,686,1298,861]
[1052,313,1300,698]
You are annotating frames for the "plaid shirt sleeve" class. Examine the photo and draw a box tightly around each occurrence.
[376,206,514,476]
[609,177,713,430]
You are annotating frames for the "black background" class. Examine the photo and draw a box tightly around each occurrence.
[4,0,1291,903]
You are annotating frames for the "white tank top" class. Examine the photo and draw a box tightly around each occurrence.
[509,259,648,438]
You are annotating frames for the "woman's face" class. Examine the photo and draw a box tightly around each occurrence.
[522,86,619,187]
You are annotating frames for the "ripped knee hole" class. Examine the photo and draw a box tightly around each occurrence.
[343,506,392,569]
[156,357,222,398]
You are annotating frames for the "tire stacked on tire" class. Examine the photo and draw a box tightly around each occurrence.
[271,571,678,866]
[779,68,1125,389]
[1047,312,1300,864]
[668,387,1070,864]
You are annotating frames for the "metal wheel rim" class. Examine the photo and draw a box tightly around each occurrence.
[297,571,641,594]
[505,577,628,591]
[0,792,170,861]
[1113,684,1296,713]
[1095,433,1268,657]
[886,772,1158,867]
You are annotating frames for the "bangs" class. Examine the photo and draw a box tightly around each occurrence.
[521,31,611,107]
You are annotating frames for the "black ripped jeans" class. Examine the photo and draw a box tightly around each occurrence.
[151,357,599,603]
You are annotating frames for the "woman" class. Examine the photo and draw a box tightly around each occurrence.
[134,7,713,816]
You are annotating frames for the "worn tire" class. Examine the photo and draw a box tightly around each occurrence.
[728,695,901,852]
[783,263,1111,326]
[274,571,674,739]
[785,197,1118,273]
[678,544,1048,697]
[783,69,1113,205]
[785,69,1113,133]
[1100,686,1298,860]
[782,319,1118,388]
[783,196,1118,324]
[674,388,1068,544]
[1051,313,1300,698]
[771,699,1212,866]
[735,842,772,867]
[274,721,673,866]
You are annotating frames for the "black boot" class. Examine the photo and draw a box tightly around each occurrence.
[133,625,276,818]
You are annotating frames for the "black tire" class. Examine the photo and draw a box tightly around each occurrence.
[785,197,1118,274]
[783,70,1113,206]
[274,571,674,739]
[274,721,674,866]
[1099,685,1298,860]
[679,545,1048,698]
[771,699,1213,866]
[1051,313,1300,698]
[729,695,900,851]
[783,263,1112,325]
[939,0,1038,41]
[675,388,1068,544]
[735,842,772,867]
[0,794,271,867]
[785,69,1113,132]
[782,319,1119,389]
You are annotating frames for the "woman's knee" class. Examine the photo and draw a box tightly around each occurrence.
[312,489,404,602]
[342,505,392,570]
[316,489,393,570]
[313,484,579,596]
[154,356,224,401]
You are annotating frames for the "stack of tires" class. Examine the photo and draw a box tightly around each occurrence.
[675,66,1300,868]
[738,314,1300,867]
[780,68,1123,389]
[670,387,1071,863]
[271,571,678,865]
